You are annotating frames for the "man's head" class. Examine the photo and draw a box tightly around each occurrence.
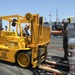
[24,25,29,30]
[62,19,69,24]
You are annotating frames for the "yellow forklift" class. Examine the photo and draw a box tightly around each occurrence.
[0,13,70,75]
[0,13,50,68]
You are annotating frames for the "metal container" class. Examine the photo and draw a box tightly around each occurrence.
[67,17,75,75]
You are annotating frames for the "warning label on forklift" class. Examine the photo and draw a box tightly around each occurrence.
[0,49,9,59]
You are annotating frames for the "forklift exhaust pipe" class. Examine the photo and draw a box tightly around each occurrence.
[46,60,69,67]
[38,65,68,75]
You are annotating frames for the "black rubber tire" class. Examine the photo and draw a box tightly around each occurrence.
[16,51,31,68]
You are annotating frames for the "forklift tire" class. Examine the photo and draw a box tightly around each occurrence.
[16,51,31,68]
